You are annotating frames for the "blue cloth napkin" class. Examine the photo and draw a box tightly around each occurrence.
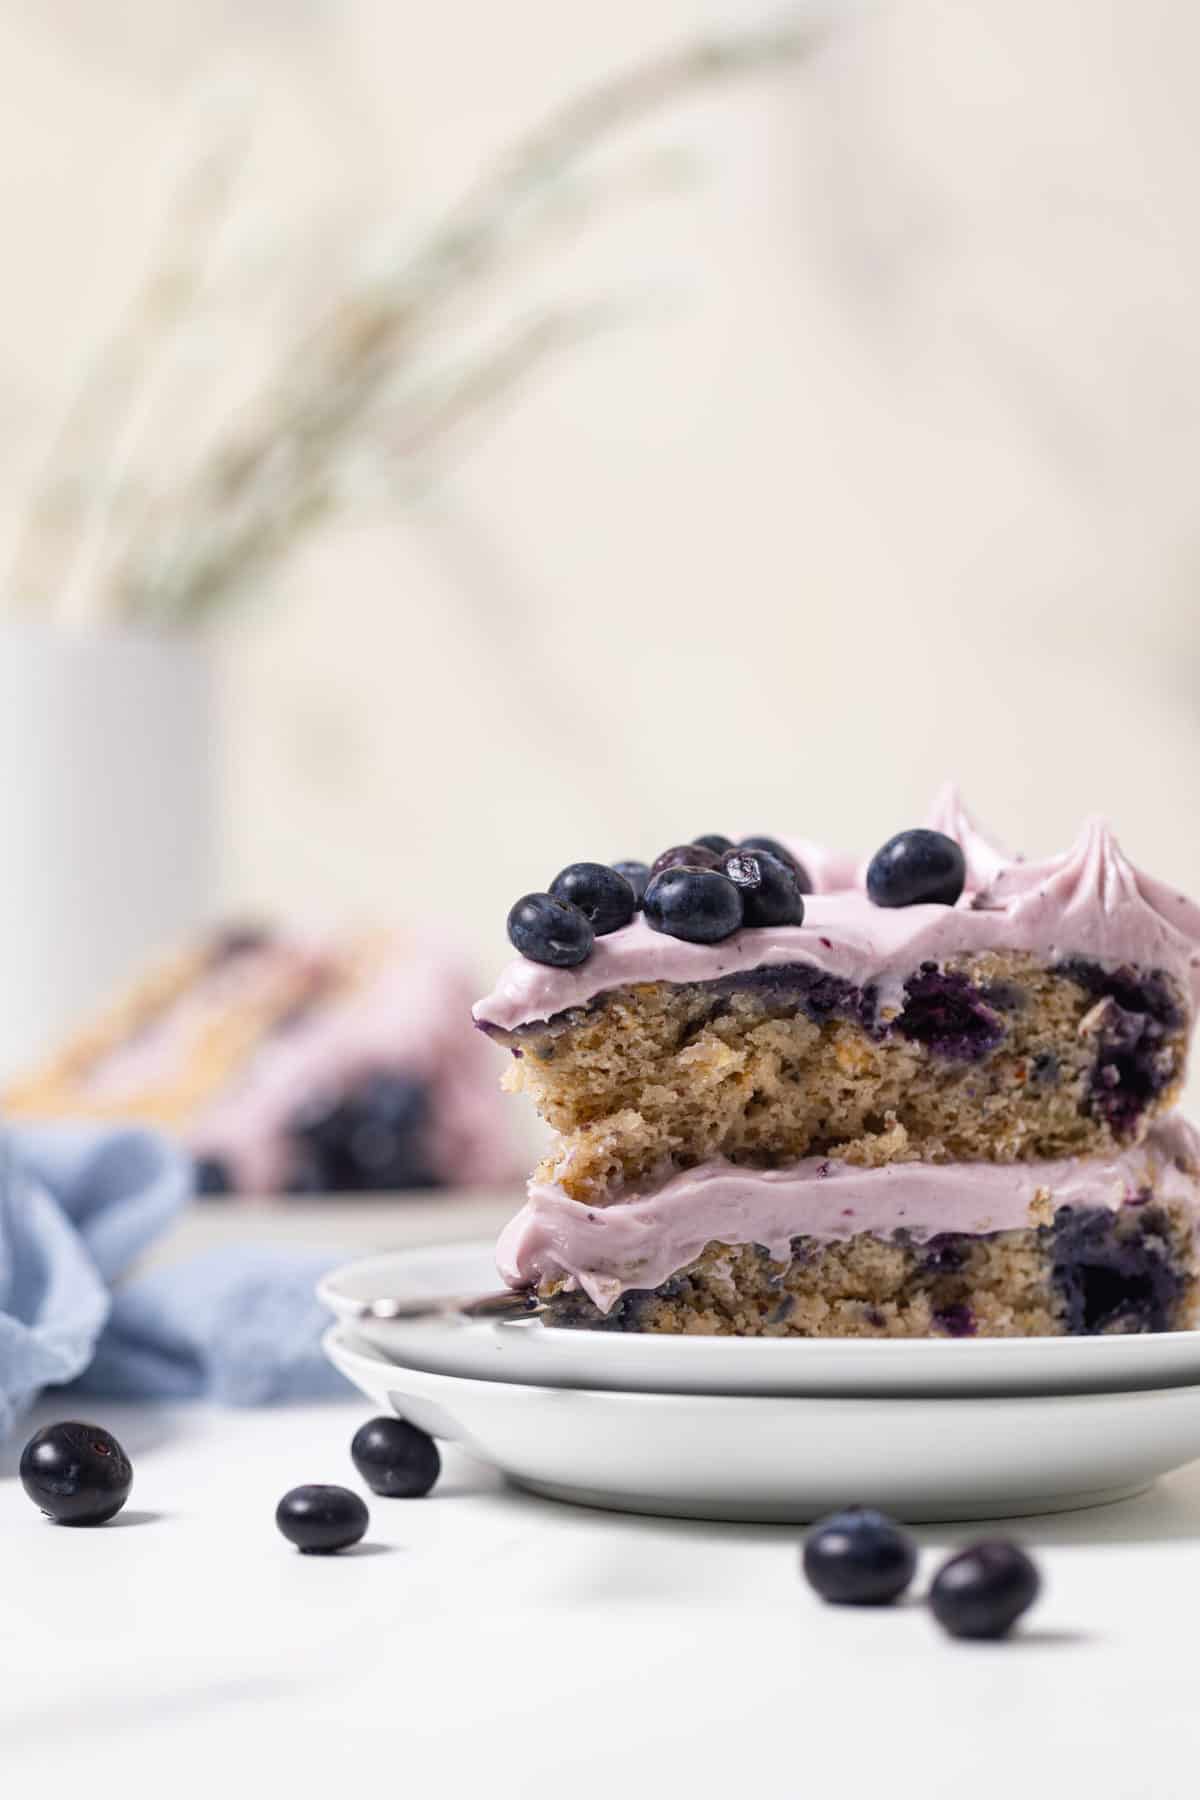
[0,1123,346,1439]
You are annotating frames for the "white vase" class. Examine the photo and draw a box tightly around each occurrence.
[0,624,217,1076]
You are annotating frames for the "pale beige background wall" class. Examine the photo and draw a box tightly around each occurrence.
[2,1,1198,993]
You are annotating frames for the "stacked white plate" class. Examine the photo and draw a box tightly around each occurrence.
[320,1241,1200,1523]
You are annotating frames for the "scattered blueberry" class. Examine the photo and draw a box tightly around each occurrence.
[549,862,637,936]
[275,1484,369,1554]
[930,1540,1040,1640]
[611,860,652,906]
[692,833,734,855]
[720,849,806,928]
[802,1507,917,1605]
[351,1416,441,1498]
[193,1154,233,1197]
[507,892,594,967]
[19,1422,133,1526]
[643,866,744,944]
[866,830,966,909]
[650,843,723,876]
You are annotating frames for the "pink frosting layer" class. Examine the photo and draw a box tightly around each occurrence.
[498,1118,1200,1311]
[474,810,1200,1032]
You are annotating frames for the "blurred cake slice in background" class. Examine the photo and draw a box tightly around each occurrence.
[4,925,519,1196]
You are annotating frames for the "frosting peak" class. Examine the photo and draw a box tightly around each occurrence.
[923,782,1016,892]
[979,818,1200,942]
[969,817,1200,1005]
[975,816,1124,912]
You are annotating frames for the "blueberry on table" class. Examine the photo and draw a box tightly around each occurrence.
[866,829,966,909]
[549,862,637,936]
[692,833,734,855]
[507,892,594,967]
[351,1416,441,1498]
[721,849,806,929]
[802,1507,917,1605]
[930,1540,1040,1640]
[650,843,723,876]
[739,836,813,894]
[643,867,744,944]
[276,1484,369,1554]
[19,1422,133,1526]
[611,860,651,906]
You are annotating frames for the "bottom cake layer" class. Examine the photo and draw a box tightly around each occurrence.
[499,1119,1200,1338]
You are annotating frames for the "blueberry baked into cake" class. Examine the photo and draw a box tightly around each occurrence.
[476,786,1200,1337]
[5,926,517,1196]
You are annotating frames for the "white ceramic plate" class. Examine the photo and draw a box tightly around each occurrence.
[319,1243,1200,1398]
[324,1323,1200,1522]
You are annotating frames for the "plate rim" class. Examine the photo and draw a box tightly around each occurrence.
[323,1322,1200,1410]
[317,1242,1200,1361]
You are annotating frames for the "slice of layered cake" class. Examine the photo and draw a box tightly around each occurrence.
[6,925,518,1196]
[477,791,1200,1336]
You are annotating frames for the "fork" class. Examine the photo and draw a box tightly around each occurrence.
[342,1288,547,1324]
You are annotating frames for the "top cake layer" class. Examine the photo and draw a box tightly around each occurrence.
[476,806,1200,1035]
[475,794,1200,1200]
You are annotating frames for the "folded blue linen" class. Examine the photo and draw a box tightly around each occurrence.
[0,1123,346,1438]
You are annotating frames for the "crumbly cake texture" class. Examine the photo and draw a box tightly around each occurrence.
[490,949,1189,1203]
[539,1197,1200,1338]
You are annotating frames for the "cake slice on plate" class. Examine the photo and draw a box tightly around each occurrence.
[476,792,1200,1337]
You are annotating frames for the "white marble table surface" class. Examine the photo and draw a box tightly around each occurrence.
[4,1197,1200,1793]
